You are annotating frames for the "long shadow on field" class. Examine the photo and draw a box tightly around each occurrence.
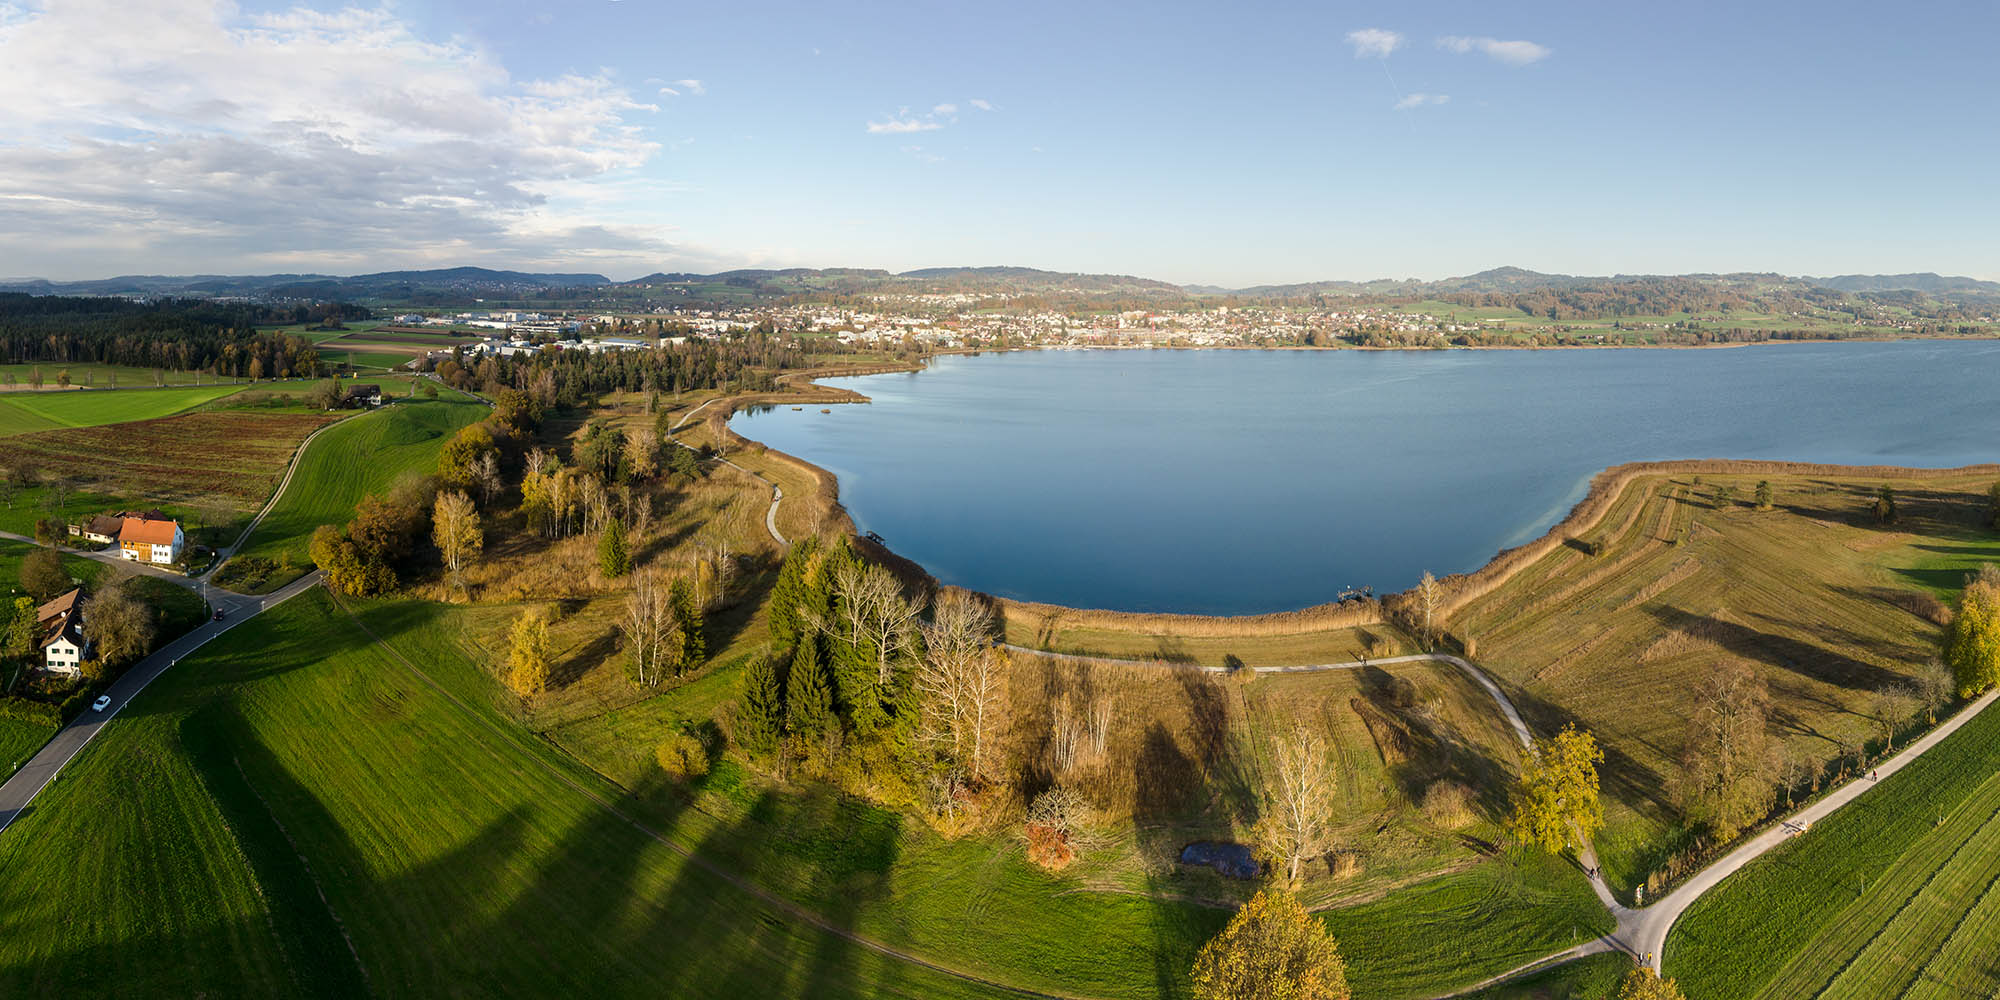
[1502,682,1673,827]
[641,782,910,999]
[1354,665,1512,822]
[1646,606,1907,694]
[1134,722,1212,1000]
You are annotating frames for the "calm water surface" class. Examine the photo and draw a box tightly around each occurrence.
[732,343,2000,614]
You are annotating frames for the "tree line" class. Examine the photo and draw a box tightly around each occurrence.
[0,294,364,378]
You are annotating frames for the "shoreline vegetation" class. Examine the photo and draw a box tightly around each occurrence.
[714,353,1999,647]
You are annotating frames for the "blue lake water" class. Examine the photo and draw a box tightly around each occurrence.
[731,343,2000,615]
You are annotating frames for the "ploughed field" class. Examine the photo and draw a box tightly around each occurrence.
[2,410,343,518]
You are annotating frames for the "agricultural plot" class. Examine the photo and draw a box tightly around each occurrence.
[226,397,487,578]
[1,411,343,531]
[0,384,246,437]
[1667,696,2000,1000]
[0,362,221,392]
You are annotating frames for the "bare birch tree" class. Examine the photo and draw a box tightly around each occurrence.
[1412,571,1442,651]
[917,590,1002,777]
[1265,726,1334,884]
[621,567,684,686]
[431,490,482,589]
[832,561,924,685]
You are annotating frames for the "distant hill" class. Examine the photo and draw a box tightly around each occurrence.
[1805,272,2000,294]
[0,266,611,300]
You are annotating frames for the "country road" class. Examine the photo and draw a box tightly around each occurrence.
[0,571,324,835]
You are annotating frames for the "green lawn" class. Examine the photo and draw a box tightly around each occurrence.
[1666,697,2000,999]
[1461,952,1635,1000]
[0,590,1031,998]
[0,717,55,776]
[0,585,1612,998]
[0,384,247,437]
[224,396,487,587]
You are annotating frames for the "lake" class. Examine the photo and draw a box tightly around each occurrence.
[731,343,2000,615]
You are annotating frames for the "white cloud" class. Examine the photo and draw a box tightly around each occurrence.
[866,117,944,134]
[1438,35,1551,65]
[969,98,995,111]
[0,0,681,276]
[866,102,960,134]
[675,78,705,95]
[1394,93,1450,110]
[1346,28,1403,58]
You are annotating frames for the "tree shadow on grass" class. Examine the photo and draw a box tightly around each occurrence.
[1645,606,1906,694]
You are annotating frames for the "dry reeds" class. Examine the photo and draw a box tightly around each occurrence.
[1421,781,1475,829]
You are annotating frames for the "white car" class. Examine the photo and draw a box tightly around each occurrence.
[91,695,111,713]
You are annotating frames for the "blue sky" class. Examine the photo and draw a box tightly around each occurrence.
[1,0,1994,284]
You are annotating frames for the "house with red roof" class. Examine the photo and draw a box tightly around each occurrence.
[118,515,185,565]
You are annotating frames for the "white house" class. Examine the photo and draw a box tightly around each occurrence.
[37,588,86,676]
[118,515,184,565]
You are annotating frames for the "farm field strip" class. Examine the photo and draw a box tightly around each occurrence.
[0,383,247,436]
[2,410,344,515]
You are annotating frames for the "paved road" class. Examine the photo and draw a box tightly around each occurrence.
[0,571,324,835]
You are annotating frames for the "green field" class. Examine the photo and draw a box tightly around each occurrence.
[223,395,488,586]
[0,384,247,437]
[1462,952,1634,999]
[0,579,1611,998]
[1666,697,2000,999]
[0,363,230,392]
[0,717,54,776]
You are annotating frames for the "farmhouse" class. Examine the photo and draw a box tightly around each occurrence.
[118,515,184,565]
[68,513,123,545]
[36,588,87,676]
[346,383,384,408]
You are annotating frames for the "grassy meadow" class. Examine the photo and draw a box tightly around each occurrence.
[0,586,1609,998]
[1667,694,2000,999]
[0,383,247,436]
[224,395,488,587]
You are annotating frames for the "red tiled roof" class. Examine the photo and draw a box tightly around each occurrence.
[121,517,180,546]
[36,587,81,624]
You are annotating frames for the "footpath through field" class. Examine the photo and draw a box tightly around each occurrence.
[1005,641,2000,994]
[669,395,786,546]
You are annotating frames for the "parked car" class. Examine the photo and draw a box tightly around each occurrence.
[91,695,111,713]
[213,608,226,621]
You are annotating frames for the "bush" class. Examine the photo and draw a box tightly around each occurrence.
[1422,781,1475,828]
[654,730,710,782]
[0,695,61,728]
[1329,851,1361,879]
[56,687,100,722]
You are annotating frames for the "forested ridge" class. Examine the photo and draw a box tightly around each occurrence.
[0,294,369,378]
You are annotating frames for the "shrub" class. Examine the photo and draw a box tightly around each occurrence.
[1328,852,1361,880]
[655,730,710,782]
[1025,784,1086,871]
[1422,781,1475,828]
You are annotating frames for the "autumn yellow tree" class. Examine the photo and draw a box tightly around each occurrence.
[431,490,482,590]
[507,608,553,696]
[1512,724,1605,853]
[1616,966,1686,1000]
[1189,889,1349,1000]
[1945,576,2000,697]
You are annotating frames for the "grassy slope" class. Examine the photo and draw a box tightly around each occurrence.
[0,590,1013,999]
[1666,697,2000,1000]
[230,396,487,571]
[1461,952,1634,1000]
[0,385,246,437]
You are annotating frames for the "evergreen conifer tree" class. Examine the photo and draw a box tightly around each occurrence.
[598,516,630,577]
[670,577,705,667]
[735,653,785,755]
[785,638,835,739]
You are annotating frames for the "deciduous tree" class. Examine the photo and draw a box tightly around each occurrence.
[437,424,497,490]
[1264,726,1335,883]
[1944,578,2000,697]
[1671,664,1778,839]
[82,578,154,669]
[20,547,68,601]
[1873,484,1897,525]
[1512,724,1604,853]
[1755,480,1774,511]
[431,491,482,589]
[1189,889,1349,1000]
[621,568,684,686]
[507,608,552,696]
[1616,967,1686,1000]
[915,590,1002,777]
